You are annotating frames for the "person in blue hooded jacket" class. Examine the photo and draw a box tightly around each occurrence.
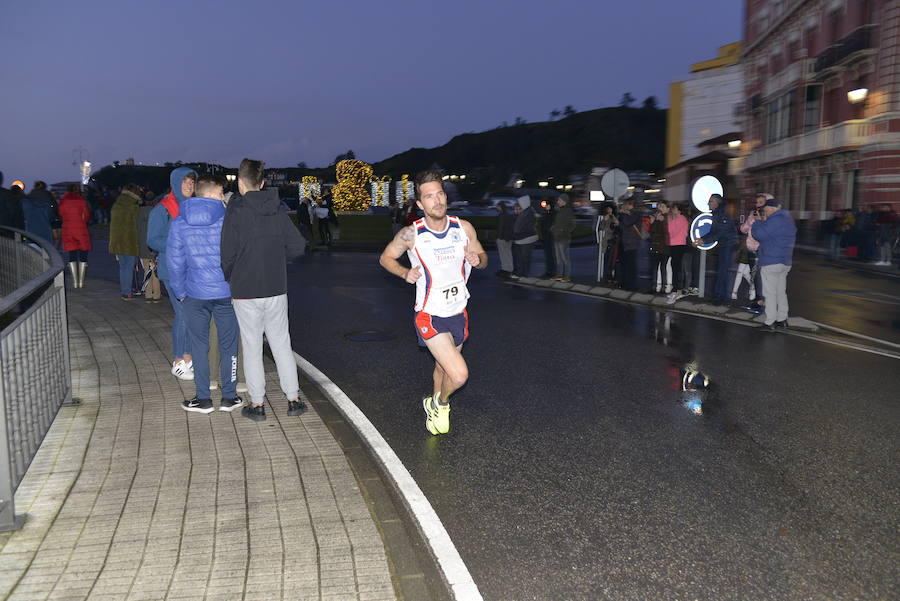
[166,174,242,414]
[148,166,197,380]
[752,197,797,331]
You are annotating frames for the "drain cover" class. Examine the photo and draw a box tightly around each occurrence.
[344,330,396,342]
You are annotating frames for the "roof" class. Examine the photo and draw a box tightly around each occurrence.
[697,132,742,147]
[665,150,734,172]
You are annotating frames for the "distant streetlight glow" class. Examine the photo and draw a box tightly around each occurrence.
[727,139,742,148]
[538,181,549,188]
[564,184,573,190]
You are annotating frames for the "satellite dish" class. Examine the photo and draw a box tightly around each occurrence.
[600,168,629,201]
[690,212,718,250]
[691,175,723,212]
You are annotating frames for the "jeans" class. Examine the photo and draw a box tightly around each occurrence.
[670,245,686,290]
[541,236,556,276]
[827,234,841,260]
[553,239,571,277]
[496,239,514,273]
[163,281,191,359]
[713,244,736,301]
[183,297,239,400]
[117,255,137,296]
[232,294,299,405]
[650,253,669,291]
[760,264,791,325]
[622,249,638,290]
[513,242,535,277]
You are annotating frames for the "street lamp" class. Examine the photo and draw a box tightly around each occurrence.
[727,139,742,148]
[847,88,868,104]
[538,181,549,188]
[225,174,236,182]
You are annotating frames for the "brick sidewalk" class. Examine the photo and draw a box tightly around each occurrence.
[0,278,397,601]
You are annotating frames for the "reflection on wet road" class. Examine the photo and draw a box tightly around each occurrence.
[287,250,898,601]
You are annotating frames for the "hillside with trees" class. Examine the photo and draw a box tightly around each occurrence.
[94,105,665,199]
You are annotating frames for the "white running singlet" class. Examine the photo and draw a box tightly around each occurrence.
[407,216,472,317]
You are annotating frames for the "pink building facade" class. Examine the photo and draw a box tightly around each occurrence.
[738,0,899,239]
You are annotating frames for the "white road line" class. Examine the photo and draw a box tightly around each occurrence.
[293,352,483,601]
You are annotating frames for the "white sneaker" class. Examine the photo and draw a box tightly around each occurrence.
[171,360,194,381]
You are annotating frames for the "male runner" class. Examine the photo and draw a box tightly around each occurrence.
[379,170,488,435]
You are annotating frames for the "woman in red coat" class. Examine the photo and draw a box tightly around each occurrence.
[58,184,91,288]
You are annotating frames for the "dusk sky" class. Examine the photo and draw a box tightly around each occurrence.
[1,0,742,187]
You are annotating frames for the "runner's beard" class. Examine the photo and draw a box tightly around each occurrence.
[423,205,447,220]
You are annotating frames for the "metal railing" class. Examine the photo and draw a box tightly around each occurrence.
[0,227,72,531]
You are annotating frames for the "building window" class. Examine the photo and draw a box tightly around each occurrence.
[828,10,841,44]
[787,38,800,60]
[848,169,861,210]
[800,176,811,213]
[821,173,832,215]
[803,85,823,131]
[765,91,796,144]
[805,26,818,56]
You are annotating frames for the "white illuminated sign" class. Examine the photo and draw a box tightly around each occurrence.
[691,175,723,212]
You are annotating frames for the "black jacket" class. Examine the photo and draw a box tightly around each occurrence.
[220,188,307,299]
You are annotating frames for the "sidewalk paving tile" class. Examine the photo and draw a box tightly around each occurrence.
[0,278,398,600]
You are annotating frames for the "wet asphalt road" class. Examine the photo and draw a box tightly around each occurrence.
[81,236,899,600]
[285,249,899,601]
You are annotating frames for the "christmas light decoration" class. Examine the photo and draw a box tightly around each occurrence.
[395,173,414,204]
[370,175,391,207]
[300,176,321,200]
[332,159,373,211]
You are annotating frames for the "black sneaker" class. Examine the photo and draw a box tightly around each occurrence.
[182,397,214,413]
[241,404,266,422]
[219,396,244,412]
[287,400,307,416]
[756,323,777,332]
[775,320,789,329]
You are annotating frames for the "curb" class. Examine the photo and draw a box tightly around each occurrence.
[508,277,821,333]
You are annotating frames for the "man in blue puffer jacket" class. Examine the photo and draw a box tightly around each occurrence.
[752,197,797,331]
[167,174,242,414]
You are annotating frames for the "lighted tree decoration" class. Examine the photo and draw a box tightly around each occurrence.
[370,175,391,207]
[300,175,321,200]
[332,159,373,211]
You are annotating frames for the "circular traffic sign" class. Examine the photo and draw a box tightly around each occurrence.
[691,175,723,213]
[690,212,718,250]
[600,168,629,200]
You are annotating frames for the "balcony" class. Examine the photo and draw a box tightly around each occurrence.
[763,59,815,97]
[814,25,876,75]
[744,119,869,170]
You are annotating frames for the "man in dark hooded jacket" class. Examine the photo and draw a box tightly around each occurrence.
[148,166,197,379]
[221,158,307,422]
[0,172,24,230]
[695,194,738,303]
[22,181,57,244]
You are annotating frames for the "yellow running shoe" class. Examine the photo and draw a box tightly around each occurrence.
[431,396,451,435]
[422,396,439,435]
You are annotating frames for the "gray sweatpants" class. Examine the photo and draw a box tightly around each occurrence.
[760,264,791,325]
[232,294,299,405]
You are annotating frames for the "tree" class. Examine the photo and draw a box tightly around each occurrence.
[296,161,307,169]
[550,109,561,120]
[620,92,635,107]
[563,105,576,118]
[333,150,356,164]
[514,116,526,126]
[642,96,658,110]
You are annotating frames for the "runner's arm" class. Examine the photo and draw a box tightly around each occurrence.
[379,226,419,282]
[461,220,488,269]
